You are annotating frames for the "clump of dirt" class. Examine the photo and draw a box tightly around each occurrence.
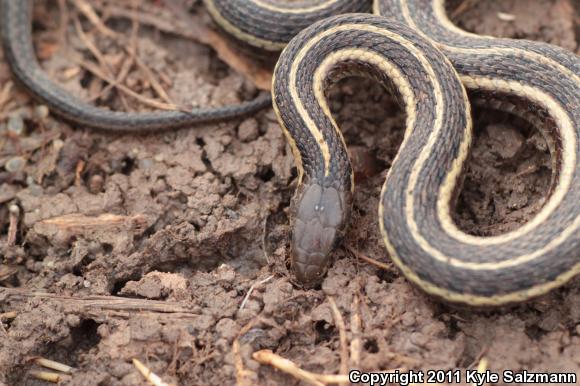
[1,1,579,385]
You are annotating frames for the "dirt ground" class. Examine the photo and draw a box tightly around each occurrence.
[0,0,579,385]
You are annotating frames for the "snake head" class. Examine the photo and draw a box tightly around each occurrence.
[291,182,352,286]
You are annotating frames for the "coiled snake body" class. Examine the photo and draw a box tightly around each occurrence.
[2,0,578,306]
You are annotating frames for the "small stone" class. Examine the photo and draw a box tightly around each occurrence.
[139,158,154,169]
[7,115,25,135]
[225,208,239,220]
[29,184,43,197]
[238,118,259,142]
[34,105,50,120]
[8,204,20,216]
[507,191,528,209]
[5,156,26,173]
[216,264,236,283]
[88,174,105,194]
[53,139,64,150]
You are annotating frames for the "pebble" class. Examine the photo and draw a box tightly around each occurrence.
[33,105,49,120]
[8,204,20,216]
[5,156,26,173]
[7,115,25,135]
[225,208,239,220]
[29,184,43,197]
[139,158,154,169]
[88,174,105,194]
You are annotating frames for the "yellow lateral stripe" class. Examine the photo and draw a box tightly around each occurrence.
[393,0,579,248]
[290,22,446,176]
[203,0,287,51]
[271,71,305,185]
[312,47,418,191]
[436,78,577,249]
[396,0,580,85]
[250,0,341,13]
[398,0,580,83]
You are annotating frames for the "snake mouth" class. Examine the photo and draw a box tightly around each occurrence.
[292,234,335,286]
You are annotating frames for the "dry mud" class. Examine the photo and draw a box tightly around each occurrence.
[0,0,579,385]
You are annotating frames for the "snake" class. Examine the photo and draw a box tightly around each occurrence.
[207,0,580,306]
[2,0,579,306]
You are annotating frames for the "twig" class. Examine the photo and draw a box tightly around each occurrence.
[473,357,489,386]
[239,275,274,311]
[71,0,117,38]
[1,287,200,320]
[57,0,69,44]
[233,319,261,386]
[350,291,362,370]
[37,213,147,232]
[133,358,175,386]
[0,81,13,113]
[450,0,478,19]
[253,349,412,385]
[0,266,18,282]
[261,213,271,264]
[349,247,393,271]
[90,2,272,90]
[134,58,174,105]
[90,54,134,103]
[75,58,182,111]
[233,340,253,386]
[29,371,69,383]
[33,358,75,374]
[72,13,130,109]
[93,4,198,41]
[80,1,139,105]
[252,350,326,386]
[328,297,348,386]
[74,159,85,187]
[121,2,174,105]
[0,311,18,321]
[7,204,20,247]
[72,14,113,75]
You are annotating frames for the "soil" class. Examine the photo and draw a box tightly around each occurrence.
[0,0,579,385]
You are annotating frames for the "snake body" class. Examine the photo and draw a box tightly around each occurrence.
[2,0,578,306]
[372,0,580,305]
[204,0,371,51]
[0,0,271,132]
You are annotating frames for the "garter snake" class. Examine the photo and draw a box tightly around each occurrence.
[2,0,579,306]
